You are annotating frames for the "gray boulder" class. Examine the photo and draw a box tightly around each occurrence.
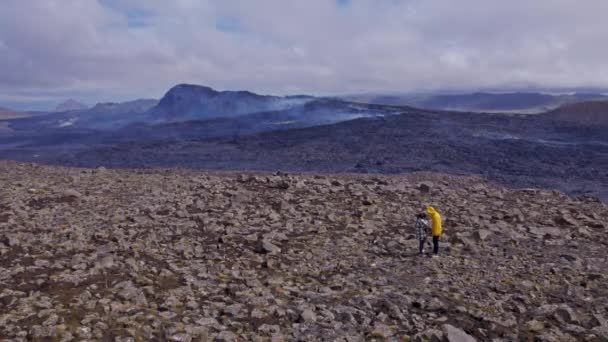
[442,324,477,342]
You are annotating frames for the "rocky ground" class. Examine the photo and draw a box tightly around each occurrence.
[1,161,607,341]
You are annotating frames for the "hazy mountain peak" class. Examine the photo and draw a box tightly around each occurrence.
[56,99,88,112]
[151,83,284,122]
[158,84,219,107]
[90,99,158,112]
[167,83,218,95]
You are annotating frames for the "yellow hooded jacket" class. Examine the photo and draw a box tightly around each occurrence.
[426,206,442,236]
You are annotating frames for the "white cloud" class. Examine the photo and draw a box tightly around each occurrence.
[1,0,608,109]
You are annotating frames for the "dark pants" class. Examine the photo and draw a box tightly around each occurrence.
[432,236,439,255]
[418,239,426,254]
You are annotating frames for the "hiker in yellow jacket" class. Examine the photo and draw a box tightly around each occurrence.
[426,206,442,256]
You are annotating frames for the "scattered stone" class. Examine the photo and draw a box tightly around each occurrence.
[224,304,245,318]
[215,330,237,342]
[271,334,286,342]
[419,182,433,193]
[251,308,266,319]
[442,324,477,342]
[370,323,393,338]
[415,329,444,342]
[554,305,579,324]
[592,324,608,339]
[258,324,281,334]
[300,309,317,323]
[169,333,192,342]
[555,214,577,226]
[525,320,545,332]
[62,189,82,199]
[255,238,281,255]
[474,229,491,241]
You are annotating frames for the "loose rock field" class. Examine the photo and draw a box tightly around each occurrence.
[0,161,607,341]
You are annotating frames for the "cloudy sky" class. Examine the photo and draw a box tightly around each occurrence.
[1,0,608,110]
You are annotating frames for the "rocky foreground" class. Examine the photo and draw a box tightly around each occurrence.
[0,161,607,341]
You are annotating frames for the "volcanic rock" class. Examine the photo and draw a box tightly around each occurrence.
[0,161,606,341]
[442,324,477,342]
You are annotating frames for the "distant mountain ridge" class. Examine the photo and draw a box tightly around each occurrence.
[0,106,28,120]
[90,99,159,113]
[7,84,399,132]
[69,99,159,129]
[8,99,159,131]
[8,86,608,136]
[344,92,608,113]
[56,99,88,112]
[2,83,407,150]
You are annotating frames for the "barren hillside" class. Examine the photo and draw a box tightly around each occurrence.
[542,101,608,126]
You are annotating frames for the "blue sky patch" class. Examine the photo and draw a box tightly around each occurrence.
[216,17,244,34]
[98,0,154,28]
[337,0,352,8]
[125,8,154,28]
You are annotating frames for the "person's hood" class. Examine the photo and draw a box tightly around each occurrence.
[426,206,437,215]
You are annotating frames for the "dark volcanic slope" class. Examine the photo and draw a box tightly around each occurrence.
[0,99,401,150]
[0,161,607,340]
[15,110,606,201]
[541,100,608,126]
